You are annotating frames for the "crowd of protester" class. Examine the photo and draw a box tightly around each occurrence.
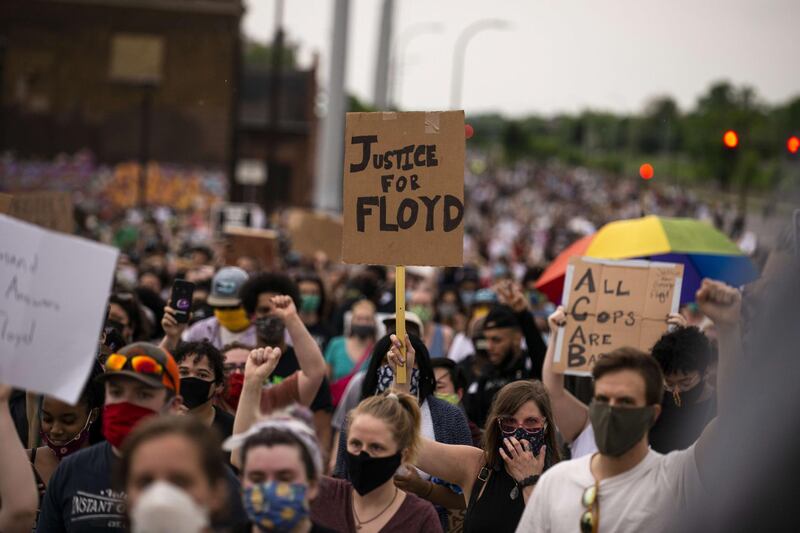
[1,160,795,532]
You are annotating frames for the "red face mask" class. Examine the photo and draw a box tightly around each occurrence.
[102,402,157,448]
[224,373,245,411]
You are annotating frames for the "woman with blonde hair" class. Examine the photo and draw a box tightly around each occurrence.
[311,391,442,533]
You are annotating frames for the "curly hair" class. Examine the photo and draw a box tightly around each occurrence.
[651,326,712,377]
[174,340,226,385]
[239,272,300,315]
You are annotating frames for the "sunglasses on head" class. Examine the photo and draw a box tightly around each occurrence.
[105,353,176,390]
[497,415,546,434]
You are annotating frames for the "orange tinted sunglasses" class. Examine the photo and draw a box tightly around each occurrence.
[106,353,176,390]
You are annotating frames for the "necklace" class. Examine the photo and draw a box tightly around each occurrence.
[351,487,398,530]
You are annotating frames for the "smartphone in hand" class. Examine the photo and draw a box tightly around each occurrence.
[170,280,195,324]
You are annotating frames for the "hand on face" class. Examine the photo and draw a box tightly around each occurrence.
[499,436,546,482]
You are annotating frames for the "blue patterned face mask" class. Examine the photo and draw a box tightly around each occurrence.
[376,365,419,395]
[243,481,308,532]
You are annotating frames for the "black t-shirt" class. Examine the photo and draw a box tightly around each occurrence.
[305,321,333,352]
[271,347,334,413]
[649,390,717,454]
[37,441,126,532]
[212,406,235,441]
[36,441,248,533]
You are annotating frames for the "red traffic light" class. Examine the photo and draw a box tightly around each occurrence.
[723,130,739,149]
[788,136,800,154]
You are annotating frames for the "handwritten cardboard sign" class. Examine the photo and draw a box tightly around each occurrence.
[553,257,684,376]
[0,214,118,404]
[0,191,74,234]
[286,208,343,262]
[224,227,279,270]
[342,111,465,267]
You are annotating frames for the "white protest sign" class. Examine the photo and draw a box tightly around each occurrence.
[0,214,119,404]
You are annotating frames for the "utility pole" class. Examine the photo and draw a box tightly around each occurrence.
[372,0,394,110]
[314,0,349,213]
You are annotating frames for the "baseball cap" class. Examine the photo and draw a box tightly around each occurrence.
[207,267,249,307]
[97,342,180,394]
[483,305,520,331]
[382,311,424,338]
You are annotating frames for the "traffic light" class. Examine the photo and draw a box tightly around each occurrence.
[723,130,739,149]
[788,135,799,155]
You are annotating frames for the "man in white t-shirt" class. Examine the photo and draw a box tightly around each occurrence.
[518,279,741,533]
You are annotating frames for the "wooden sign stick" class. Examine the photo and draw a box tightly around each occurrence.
[395,265,407,384]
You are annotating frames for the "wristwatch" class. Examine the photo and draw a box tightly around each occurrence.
[510,474,540,499]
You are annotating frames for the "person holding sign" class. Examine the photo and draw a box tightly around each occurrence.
[387,335,561,533]
[541,307,688,459]
[518,279,742,533]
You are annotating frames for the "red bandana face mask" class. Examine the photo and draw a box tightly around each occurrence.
[102,402,157,448]
[224,373,245,411]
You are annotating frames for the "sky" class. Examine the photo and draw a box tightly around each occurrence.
[243,0,800,117]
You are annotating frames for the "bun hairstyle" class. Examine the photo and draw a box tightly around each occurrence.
[348,391,421,462]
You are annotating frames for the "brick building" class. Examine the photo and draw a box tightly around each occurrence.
[0,0,243,168]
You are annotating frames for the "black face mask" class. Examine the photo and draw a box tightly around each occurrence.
[255,316,285,346]
[180,377,214,409]
[668,380,706,408]
[346,451,402,495]
[350,325,376,340]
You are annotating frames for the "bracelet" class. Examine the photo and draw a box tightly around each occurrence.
[516,474,540,489]
[423,481,435,499]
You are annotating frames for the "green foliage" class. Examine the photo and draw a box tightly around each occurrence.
[244,38,297,69]
[469,81,798,192]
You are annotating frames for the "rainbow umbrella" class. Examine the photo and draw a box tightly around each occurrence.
[535,215,758,305]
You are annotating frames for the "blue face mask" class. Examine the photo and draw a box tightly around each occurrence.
[243,481,308,532]
[376,365,420,395]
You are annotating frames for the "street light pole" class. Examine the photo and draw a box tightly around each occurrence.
[450,19,509,110]
[389,22,443,109]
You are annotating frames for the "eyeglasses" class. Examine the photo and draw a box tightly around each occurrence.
[106,353,177,390]
[223,362,246,375]
[663,374,702,393]
[579,480,599,533]
[497,415,546,434]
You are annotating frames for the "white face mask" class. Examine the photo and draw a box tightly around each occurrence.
[130,481,209,533]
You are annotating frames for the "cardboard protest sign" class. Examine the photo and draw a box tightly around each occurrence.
[0,214,118,404]
[553,257,684,376]
[342,111,465,267]
[0,191,74,234]
[286,208,343,262]
[224,227,279,270]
